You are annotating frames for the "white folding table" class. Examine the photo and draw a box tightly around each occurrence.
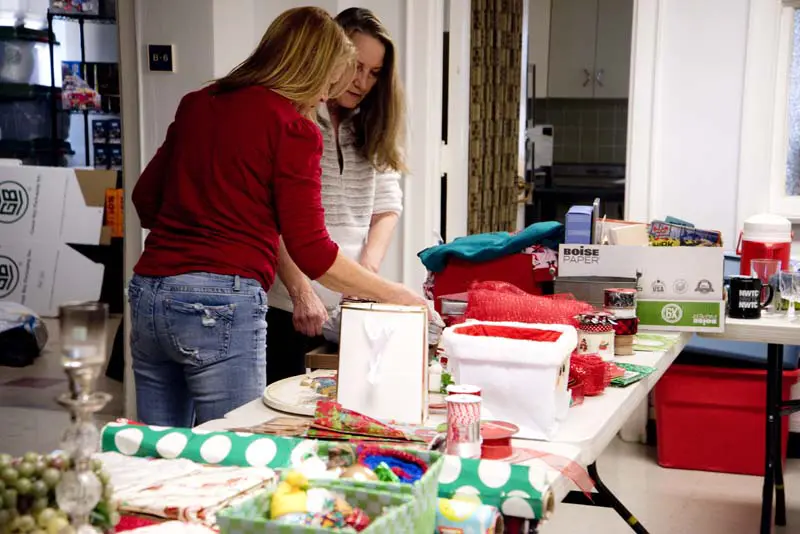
[700,316,800,534]
[199,332,692,533]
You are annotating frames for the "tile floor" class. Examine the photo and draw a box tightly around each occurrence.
[1,319,799,533]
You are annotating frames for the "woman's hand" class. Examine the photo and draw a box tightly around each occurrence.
[291,289,329,337]
[385,282,427,307]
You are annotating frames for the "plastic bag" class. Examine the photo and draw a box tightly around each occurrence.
[0,302,48,367]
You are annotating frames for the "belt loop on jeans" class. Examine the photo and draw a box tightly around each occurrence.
[234,275,241,292]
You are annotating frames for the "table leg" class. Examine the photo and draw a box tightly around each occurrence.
[562,462,649,534]
[761,343,784,534]
[503,517,539,533]
[772,344,787,527]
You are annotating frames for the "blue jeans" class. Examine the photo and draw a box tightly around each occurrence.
[128,273,268,427]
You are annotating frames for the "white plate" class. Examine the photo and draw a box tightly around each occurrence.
[261,370,335,416]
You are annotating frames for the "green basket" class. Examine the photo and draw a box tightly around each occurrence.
[314,444,444,533]
[216,484,416,534]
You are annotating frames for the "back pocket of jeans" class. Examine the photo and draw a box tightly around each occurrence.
[164,299,235,364]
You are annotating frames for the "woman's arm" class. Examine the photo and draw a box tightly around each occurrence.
[131,95,191,228]
[272,119,422,306]
[360,212,400,273]
[276,237,313,299]
[276,237,328,336]
[360,172,403,272]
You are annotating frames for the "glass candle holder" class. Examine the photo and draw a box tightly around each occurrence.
[59,302,108,399]
[56,302,110,534]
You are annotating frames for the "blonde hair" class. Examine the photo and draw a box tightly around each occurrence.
[335,8,407,173]
[215,7,356,115]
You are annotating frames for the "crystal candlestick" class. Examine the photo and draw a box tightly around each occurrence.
[56,302,110,534]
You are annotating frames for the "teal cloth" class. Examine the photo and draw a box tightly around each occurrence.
[418,221,564,273]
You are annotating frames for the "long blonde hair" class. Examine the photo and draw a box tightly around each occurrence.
[215,7,356,114]
[335,8,407,173]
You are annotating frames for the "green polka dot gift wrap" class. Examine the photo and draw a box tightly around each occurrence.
[100,421,308,468]
[437,455,555,521]
[101,422,555,522]
[216,484,416,534]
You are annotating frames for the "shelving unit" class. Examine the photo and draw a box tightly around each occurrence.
[46,9,119,167]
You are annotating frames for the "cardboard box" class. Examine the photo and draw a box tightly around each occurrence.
[0,166,116,316]
[305,343,339,370]
[636,300,725,333]
[557,245,725,332]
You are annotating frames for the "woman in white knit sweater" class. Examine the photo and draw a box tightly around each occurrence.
[266,7,406,384]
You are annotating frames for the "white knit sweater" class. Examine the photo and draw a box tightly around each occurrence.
[268,104,404,313]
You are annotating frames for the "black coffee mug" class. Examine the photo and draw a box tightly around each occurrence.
[728,275,774,319]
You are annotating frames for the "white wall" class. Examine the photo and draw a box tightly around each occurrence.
[135,0,214,163]
[627,0,751,250]
[125,0,445,291]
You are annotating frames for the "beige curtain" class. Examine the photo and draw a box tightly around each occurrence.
[468,0,523,234]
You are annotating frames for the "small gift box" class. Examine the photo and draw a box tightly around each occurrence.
[336,303,429,425]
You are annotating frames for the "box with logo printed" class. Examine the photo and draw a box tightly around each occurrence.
[557,245,725,332]
[0,166,116,316]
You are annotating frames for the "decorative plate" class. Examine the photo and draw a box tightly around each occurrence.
[261,370,336,416]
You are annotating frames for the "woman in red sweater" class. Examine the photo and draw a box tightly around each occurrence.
[129,7,423,427]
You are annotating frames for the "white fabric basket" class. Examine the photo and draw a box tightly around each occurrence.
[442,321,577,440]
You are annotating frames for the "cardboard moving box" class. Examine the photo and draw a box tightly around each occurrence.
[0,166,117,316]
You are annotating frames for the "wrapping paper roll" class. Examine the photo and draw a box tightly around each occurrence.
[436,499,504,533]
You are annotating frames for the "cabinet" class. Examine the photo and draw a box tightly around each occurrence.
[547,0,633,98]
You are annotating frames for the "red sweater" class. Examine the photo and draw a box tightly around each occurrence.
[132,86,339,289]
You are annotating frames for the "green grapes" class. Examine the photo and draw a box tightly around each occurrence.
[0,452,118,534]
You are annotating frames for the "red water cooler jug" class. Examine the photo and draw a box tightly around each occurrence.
[737,214,793,275]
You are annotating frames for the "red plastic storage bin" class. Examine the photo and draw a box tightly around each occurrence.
[655,364,800,476]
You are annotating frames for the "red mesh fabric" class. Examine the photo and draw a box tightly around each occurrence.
[466,281,593,325]
[455,324,563,342]
[570,353,608,396]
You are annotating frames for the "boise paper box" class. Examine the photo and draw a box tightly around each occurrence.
[0,166,116,316]
[336,303,429,424]
[557,245,725,332]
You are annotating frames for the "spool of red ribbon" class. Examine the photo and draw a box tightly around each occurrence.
[613,316,639,335]
[480,421,519,460]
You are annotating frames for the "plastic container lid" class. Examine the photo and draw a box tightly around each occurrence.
[742,213,792,243]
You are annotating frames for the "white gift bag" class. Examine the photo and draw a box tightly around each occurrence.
[336,303,429,424]
[442,321,577,440]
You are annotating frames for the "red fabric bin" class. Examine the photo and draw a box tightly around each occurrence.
[431,254,555,314]
[655,363,800,476]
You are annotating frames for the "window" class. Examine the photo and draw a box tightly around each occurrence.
[774,2,800,218]
[786,10,800,197]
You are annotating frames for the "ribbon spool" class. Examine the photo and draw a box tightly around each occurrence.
[446,384,482,397]
[446,394,482,458]
[604,288,637,309]
[479,421,519,460]
[613,317,639,336]
[605,306,636,319]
